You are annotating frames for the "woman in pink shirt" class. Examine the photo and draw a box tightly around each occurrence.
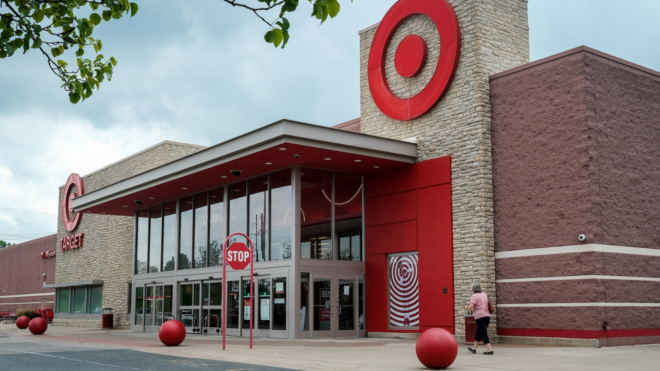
[464,282,494,355]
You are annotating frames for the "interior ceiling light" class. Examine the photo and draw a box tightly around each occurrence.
[221,176,227,179]
[279,147,287,151]
[355,159,362,162]
[123,205,128,208]
[182,187,188,190]
[266,162,273,165]
[374,166,380,169]
[325,158,332,161]
[149,197,154,200]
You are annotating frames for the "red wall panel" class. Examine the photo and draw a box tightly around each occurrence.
[365,191,417,227]
[364,156,454,334]
[416,156,452,188]
[417,184,454,328]
[365,254,389,332]
[365,165,417,199]
[366,221,417,255]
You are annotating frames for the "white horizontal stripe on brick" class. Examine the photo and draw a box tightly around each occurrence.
[495,244,660,259]
[498,303,660,308]
[497,275,660,283]
[0,293,55,299]
[0,301,55,305]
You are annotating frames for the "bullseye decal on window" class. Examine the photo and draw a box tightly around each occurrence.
[389,253,419,327]
[368,0,461,121]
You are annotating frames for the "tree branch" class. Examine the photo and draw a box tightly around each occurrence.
[222,0,284,27]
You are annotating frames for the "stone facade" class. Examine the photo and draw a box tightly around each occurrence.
[55,141,206,329]
[359,0,530,335]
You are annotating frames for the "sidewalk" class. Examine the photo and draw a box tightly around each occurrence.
[2,323,659,370]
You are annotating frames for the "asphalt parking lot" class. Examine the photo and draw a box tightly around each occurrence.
[0,338,297,371]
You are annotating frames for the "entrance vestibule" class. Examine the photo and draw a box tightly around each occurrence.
[131,165,368,339]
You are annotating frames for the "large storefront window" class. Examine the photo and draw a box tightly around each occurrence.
[162,202,177,271]
[135,209,149,274]
[149,205,163,272]
[134,168,296,275]
[55,286,102,314]
[179,196,193,270]
[301,169,333,259]
[271,169,292,260]
[335,173,363,261]
[249,176,269,262]
[209,188,225,267]
[194,192,208,268]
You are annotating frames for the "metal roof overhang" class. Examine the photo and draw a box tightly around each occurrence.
[71,120,417,217]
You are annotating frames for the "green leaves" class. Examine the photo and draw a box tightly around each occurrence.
[0,0,141,104]
[89,13,102,26]
[130,3,139,17]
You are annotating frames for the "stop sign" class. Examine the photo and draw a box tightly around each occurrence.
[226,242,252,271]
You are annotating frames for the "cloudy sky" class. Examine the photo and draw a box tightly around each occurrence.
[1,0,659,244]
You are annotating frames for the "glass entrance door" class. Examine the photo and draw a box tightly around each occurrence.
[138,284,173,331]
[179,282,201,333]
[311,273,359,338]
[312,274,334,337]
[202,281,222,336]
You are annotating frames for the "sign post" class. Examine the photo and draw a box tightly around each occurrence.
[222,232,254,350]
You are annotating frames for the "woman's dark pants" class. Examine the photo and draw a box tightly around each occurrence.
[475,316,490,344]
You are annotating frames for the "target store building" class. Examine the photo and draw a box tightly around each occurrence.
[49,0,660,347]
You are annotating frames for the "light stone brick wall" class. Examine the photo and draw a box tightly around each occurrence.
[55,141,206,329]
[359,0,530,335]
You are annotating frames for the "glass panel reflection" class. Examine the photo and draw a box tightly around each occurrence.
[335,173,363,261]
[179,197,193,270]
[149,205,162,272]
[209,188,225,267]
[271,170,292,260]
[162,202,177,271]
[249,176,269,262]
[229,182,248,247]
[136,209,149,274]
[194,193,208,268]
[301,169,333,260]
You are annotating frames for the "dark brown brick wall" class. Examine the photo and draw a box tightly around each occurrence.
[490,47,660,336]
[0,234,57,314]
[491,47,660,252]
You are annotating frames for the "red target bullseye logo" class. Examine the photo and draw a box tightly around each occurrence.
[62,173,84,232]
[368,0,461,121]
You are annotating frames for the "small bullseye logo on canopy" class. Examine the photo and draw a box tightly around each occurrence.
[368,0,461,121]
[62,173,84,232]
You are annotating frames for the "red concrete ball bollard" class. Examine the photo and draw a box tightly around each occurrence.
[15,316,30,329]
[416,328,458,370]
[159,320,186,346]
[28,317,48,335]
